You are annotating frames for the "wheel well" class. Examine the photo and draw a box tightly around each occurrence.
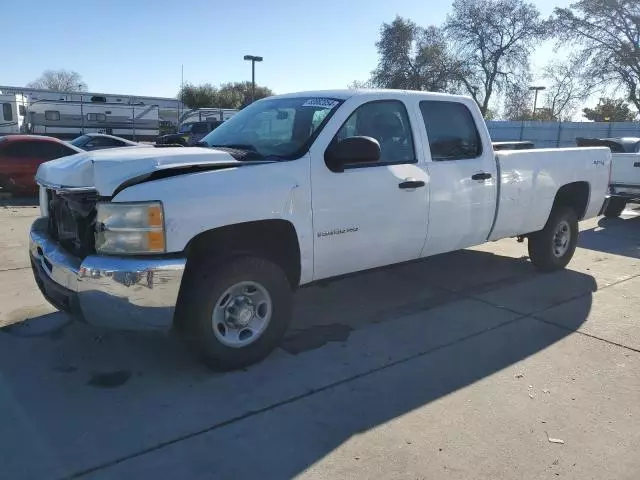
[552,182,590,219]
[183,219,301,289]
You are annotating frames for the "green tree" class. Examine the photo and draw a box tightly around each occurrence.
[178,83,219,109]
[27,69,87,92]
[553,0,640,112]
[367,17,465,93]
[583,98,637,122]
[178,82,274,109]
[445,0,548,115]
[217,81,274,109]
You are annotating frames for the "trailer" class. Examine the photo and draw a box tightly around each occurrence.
[25,99,160,141]
[0,93,28,135]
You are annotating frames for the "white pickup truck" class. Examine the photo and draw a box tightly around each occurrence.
[577,137,640,217]
[30,89,611,370]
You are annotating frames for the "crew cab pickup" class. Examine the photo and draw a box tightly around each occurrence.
[576,137,640,217]
[30,89,611,370]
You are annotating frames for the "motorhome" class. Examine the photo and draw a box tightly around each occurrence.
[24,99,160,141]
[0,93,28,135]
[0,86,182,132]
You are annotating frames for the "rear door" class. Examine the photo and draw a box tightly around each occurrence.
[417,99,498,256]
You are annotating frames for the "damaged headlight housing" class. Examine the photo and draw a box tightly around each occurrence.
[95,202,165,254]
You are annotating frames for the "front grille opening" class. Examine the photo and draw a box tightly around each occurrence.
[47,189,99,258]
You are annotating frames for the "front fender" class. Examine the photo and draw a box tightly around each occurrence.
[112,157,314,283]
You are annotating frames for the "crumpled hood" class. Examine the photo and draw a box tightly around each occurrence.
[36,146,243,196]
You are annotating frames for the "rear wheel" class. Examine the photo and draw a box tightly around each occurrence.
[528,207,578,272]
[178,256,293,371]
[603,197,627,218]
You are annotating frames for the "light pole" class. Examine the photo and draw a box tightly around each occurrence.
[243,55,263,104]
[78,83,84,134]
[529,86,546,116]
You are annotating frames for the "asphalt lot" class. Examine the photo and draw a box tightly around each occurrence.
[1,201,639,479]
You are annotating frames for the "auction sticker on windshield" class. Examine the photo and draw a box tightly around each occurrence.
[302,98,340,109]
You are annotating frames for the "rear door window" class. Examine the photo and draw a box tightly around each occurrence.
[3,141,37,158]
[419,101,482,161]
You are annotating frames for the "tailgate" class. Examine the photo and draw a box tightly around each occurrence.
[611,153,640,187]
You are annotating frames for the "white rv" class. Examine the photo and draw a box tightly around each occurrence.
[25,99,160,140]
[0,93,27,135]
[0,85,182,132]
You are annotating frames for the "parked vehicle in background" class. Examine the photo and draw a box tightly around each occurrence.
[24,99,160,141]
[30,89,611,370]
[178,108,238,125]
[0,135,80,194]
[0,93,28,135]
[70,133,141,151]
[156,120,224,146]
[576,137,640,217]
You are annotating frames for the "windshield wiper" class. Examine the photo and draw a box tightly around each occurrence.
[209,143,258,152]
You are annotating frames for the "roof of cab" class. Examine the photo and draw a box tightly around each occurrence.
[270,88,473,102]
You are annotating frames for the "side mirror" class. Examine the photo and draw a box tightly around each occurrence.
[325,136,381,172]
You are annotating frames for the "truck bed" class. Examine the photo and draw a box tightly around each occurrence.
[489,147,611,241]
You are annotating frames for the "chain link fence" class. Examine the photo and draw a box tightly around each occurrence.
[486,121,640,148]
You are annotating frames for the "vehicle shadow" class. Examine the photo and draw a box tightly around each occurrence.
[578,213,640,259]
[0,249,595,479]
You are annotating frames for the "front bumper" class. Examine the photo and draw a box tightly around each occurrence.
[29,217,186,331]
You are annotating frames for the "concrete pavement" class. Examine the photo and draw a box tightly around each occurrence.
[0,203,639,479]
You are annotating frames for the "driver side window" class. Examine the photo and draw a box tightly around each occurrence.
[332,100,416,166]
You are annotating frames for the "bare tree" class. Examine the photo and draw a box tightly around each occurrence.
[540,60,592,121]
[503,81,534,120]
[445,0,548,115]
[368,17,466,93]
[27,69,87,92]
[553,0,640,111]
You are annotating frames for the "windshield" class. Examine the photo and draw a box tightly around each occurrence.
[199,96,343,159]
[70,135,91,146]
[179,123,194,133]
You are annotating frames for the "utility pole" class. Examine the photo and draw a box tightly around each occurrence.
[243,55,263,103]
[78,84,84,134]
[529,86,546,116]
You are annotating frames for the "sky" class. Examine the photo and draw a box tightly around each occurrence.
[3,0,572,99]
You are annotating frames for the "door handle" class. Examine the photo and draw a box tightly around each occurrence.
[398,179,426,189]
[471,172,492,181]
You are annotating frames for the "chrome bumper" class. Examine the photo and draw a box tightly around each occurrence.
[29,217,186,331]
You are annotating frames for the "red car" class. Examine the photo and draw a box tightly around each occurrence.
[0,135,82,195]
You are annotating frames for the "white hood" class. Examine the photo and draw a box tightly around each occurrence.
[35,147,242,196]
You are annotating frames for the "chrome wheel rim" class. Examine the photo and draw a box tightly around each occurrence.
[212,281,272,348]
[553,220,571,258]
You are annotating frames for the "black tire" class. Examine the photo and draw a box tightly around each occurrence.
[603,197,627,218]
[178,256,293,371]
[528,206,579,272]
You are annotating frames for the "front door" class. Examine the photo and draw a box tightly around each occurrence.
[310,97,430,280]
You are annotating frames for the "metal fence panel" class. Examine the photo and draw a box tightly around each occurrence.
[487,121,640,148]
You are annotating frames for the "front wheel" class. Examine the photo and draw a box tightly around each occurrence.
[603,197,627,218]
[528,207,579,272]
[178,256,293,371]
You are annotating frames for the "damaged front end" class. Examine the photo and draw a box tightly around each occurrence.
[45,188,99,258]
